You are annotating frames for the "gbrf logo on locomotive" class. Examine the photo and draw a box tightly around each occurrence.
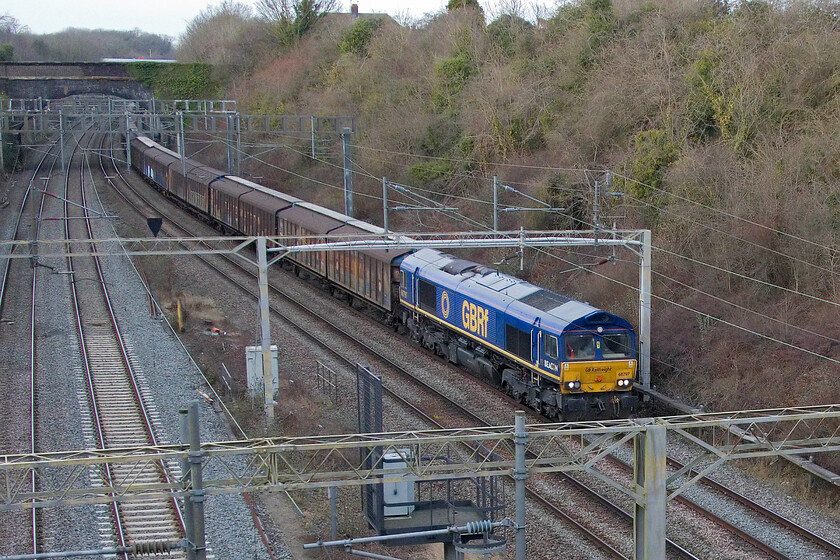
[461,301,489,339]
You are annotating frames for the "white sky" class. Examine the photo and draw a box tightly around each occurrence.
[5,1,462,40]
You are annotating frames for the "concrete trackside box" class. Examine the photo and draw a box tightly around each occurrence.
[246,345,279,398]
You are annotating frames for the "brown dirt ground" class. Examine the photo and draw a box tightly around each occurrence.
[151,281,456,559]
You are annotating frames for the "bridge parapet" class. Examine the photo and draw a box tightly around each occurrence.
[0,61,135,79]
[0,61,223,100]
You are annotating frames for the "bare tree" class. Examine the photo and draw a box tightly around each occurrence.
[0,14,29,35]
[256,0,339,45]
[178,1,262,80]
[485,0,529,21]
[255,0,294,22]
[529,1,550,25]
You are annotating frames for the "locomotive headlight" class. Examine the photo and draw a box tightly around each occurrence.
[616,379,633,388]
[565,381,581,390]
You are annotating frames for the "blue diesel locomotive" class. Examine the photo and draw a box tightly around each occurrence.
[398,249,637,419]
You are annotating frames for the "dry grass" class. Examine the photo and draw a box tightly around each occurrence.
[738,458,840,515]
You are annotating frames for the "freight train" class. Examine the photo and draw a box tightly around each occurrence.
[130,135,638,419]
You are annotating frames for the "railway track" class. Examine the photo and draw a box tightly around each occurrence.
[94,130,839,559]
[0,130,62,557]
[663,455,840,557]
[574,434,840,560]
[61,129,187,557]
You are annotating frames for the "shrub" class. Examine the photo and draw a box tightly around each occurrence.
[408,160,454,182]
[419,118,462,157]
[549,3,587,32]
[540,173,589,230]
[258,0,337,46]
[490,112,546,158]
[339,18,382,57]
[433,50,477,108]
[629,129,680,198]
[486,14,533,57]
[685,48,729,141]
[126,62,218,98]
[585,0,616,37]
[446,0,483,14]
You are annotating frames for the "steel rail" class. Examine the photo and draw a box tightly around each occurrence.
[64,130,130,559]
[243,273,696,560]
[0,136,55,313]
[664,455,840,556]
[104,139,807,560]
[101,132,248,439]
[639,388,840,555]
[570,414,832,558]
[21,119,87,556]
[594,446,793,559]
[26,134,62,559]
[64,129,185,557]
[90,131,187,536]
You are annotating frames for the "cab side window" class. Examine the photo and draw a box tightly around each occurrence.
[545,334,558,359]
[418,279,436,313]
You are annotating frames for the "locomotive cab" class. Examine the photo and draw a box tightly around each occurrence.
[546,309,637,417]
[560,330,636,393]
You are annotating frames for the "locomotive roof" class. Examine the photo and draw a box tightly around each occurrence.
[403,248,631,331]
